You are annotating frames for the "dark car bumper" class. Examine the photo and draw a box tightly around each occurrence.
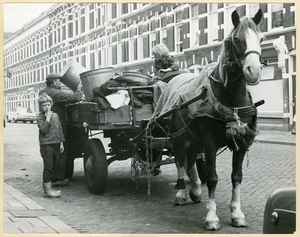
[263,187,296,234]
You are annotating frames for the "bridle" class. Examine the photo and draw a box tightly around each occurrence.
[239,50,262,62]
[209,36,266,85]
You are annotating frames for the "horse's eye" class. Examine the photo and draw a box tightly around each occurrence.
[234,37,240,43]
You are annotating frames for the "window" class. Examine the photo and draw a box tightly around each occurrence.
[137,37,144,60]
[129,38,138,61]
[81,16,85,33]
[163,27,175,52]
[112,4,117,19]
[68,18,74,38]
[100,5,105,24]
[122,41,129,63]
[75,19,79,35]
[191,4,199,17]
[150,31,160,49]
[210,4,218,11]
[90,52,95,69]
[249,4,259,17]
[107,46,112,66]
[143,35,150,58]
[175,25,183,52]
[62,25,66,40]
[208,12,218,42]
[90,11,95,29]
[271,4,283,28]
[121,3,128,14]
[191,17,199,46]
[81,55,86,67]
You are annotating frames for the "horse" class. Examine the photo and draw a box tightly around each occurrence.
[154,9,264,230]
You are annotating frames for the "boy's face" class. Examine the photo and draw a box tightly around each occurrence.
[41,101,51,113]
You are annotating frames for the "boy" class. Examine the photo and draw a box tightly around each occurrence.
[37,93,65,198]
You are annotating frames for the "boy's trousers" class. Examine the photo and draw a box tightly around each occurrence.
[40,144,61,183]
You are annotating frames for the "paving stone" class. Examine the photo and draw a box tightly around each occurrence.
[29,218,50,227]
[39,216,79,233]
[3,216,13,223]
[3,226,23,234]
[9,209,50,218]
[19,226,57,234]
[7,202,26,208]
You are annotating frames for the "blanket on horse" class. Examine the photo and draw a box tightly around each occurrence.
[152,62,237,122]
[152,63,258,150]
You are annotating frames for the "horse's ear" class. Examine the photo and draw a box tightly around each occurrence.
[252,9,263,25]
[231,10,240,29]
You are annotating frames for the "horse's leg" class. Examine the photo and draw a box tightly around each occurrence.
[173,138,189,206]
[186,145,202,203]
[230,149,248,227]
[174,160,187,206]
[204,143,221,231]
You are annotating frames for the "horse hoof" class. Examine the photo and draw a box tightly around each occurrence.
[174,198,186,206]
[205,221,221,231]
[189,191,201,203]
[232,218,248,227]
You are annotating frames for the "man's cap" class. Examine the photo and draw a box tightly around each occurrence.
[46,73,63,82]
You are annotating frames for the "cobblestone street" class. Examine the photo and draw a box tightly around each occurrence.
[4,122,296,234]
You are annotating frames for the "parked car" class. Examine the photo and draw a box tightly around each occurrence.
[6,107,36,123]
[263,187,296,234]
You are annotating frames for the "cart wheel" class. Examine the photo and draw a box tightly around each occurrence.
[84,138,108,194]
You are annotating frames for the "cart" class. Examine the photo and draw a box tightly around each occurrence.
[65,85,182,194]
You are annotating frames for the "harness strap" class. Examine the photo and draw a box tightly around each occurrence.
[174,111,202,144]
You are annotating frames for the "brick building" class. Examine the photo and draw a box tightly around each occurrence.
[4,3,296,130]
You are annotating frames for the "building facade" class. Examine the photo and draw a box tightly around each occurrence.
[4,3,296,130]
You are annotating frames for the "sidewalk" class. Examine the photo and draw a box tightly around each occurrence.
[3,130,295,234]
[255,129,296,146]
[3,183,79,234]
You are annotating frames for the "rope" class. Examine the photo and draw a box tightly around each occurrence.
[246,151,250,168]
[145,122,152,202]
[130,143,139,187]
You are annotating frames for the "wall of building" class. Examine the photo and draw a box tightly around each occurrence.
[4,3,296,130]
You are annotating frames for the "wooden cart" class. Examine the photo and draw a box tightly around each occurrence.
[65,85,179,194]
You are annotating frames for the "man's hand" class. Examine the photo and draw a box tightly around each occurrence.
[60,142,64,153]
[76,82,83,92]
[158,68,171,75]
[158,69,166,74]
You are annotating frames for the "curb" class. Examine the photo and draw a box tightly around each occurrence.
[254,139,295,146]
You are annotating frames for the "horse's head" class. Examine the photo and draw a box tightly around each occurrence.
[225,9,265,86]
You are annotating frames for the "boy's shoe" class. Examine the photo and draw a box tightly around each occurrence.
[43,182,61,198]
[52,179,70,187]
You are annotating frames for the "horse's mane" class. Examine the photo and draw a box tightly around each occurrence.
[216,16,262,86]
